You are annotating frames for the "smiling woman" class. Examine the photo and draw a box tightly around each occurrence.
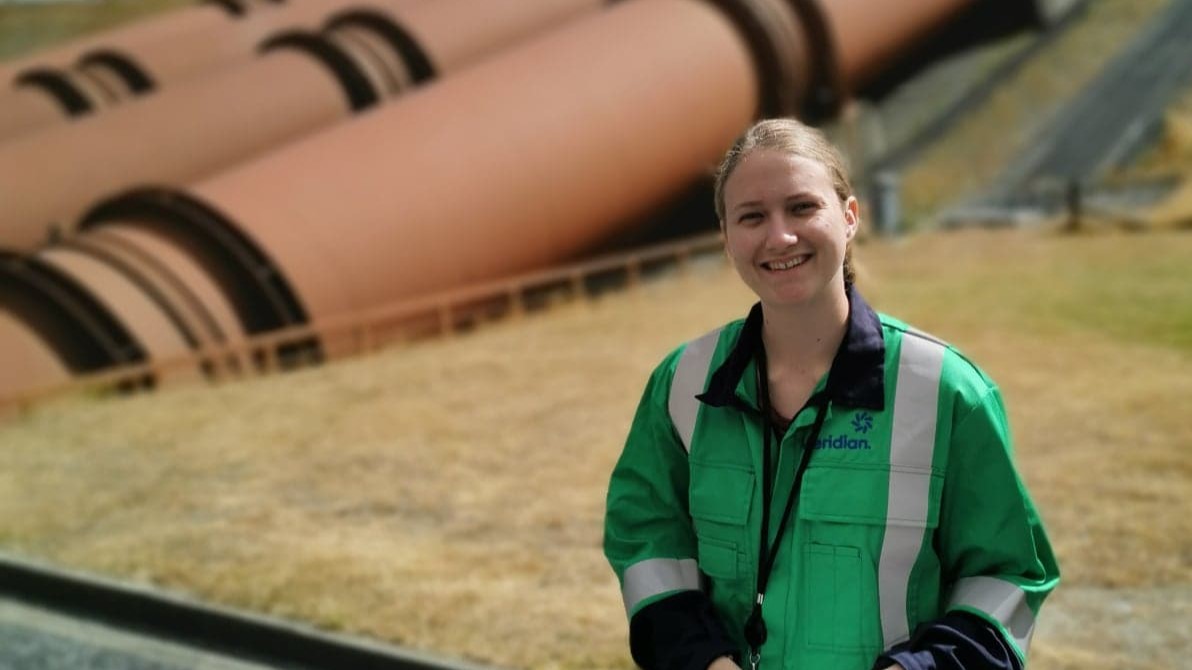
[602,117,1060,670]
[715,119,858,285]
[719,148,857,323]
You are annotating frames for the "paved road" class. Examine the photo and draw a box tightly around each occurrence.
[0,598,272,670]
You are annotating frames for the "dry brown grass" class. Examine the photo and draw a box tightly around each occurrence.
[1,228,1190,669]
[1135,91,1192,230]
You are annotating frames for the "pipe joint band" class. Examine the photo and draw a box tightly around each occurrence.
[61,238,201,351]
[789,0,845,121]
[703,0,808,117]
[13,68,93,116]
[0,251,144,372]
[80,188,308,339]
[201,0,247,17]
[259,30,380,111]
[77,50,156,95]
[325,9,436,85]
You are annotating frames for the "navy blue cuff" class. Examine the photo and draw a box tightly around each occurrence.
[629,590,738,670]
[871,611,1022,670]
[878,648,936,670]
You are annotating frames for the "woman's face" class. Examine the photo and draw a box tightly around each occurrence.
[721,148,858,310]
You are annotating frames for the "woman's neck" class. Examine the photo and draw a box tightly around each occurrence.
[760,287,850,377]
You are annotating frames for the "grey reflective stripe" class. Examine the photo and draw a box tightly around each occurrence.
[621,557,701,615]
[948,576,1036,655]
[668,327,723,454]
[878,331,946,649]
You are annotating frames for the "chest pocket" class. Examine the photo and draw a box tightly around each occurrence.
[688,460,753,581]
[796,464,941,653]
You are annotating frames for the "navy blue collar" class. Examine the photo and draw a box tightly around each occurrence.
[697,284,886,412]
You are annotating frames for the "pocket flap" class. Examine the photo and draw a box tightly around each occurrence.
[697,535,740,580]
[689,461,753,526]
[798,465,942,528]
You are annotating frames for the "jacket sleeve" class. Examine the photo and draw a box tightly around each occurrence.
[875,384,1060,670]
[603,353,739,670]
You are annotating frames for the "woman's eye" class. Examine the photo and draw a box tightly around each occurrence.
[790,202,816,214]
[738,212,762,225]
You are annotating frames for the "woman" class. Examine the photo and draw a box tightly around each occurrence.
[603,118,1059,670]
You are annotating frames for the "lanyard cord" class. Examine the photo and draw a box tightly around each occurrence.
[744,345,831,658]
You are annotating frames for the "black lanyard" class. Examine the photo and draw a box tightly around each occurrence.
[744,345,831,668]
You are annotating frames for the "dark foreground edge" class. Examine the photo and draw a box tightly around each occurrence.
[0,550,504,670]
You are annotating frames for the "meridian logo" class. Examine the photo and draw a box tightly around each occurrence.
[814,434,871,450]
[816,411,876,450]
[851,411,874,434]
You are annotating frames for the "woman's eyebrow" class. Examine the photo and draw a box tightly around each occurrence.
[731,200,764,213]
[724,199,762,214]
[732,192,820,212]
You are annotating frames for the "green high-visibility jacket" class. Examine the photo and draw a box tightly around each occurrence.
[604,294,1059,670]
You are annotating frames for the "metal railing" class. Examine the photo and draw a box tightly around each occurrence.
[2,231,726,412]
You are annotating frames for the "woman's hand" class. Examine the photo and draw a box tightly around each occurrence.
[879,665,905,670]
[707,656,742,670]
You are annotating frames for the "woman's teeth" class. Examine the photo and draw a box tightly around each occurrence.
[764,256,808,271]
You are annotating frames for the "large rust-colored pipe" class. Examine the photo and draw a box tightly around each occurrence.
[0,0,614,396]
[0,0,603,251]
[0,0,1048,402]
[0,0,770,400]
[85,0,776,331]
[0,0,354,141]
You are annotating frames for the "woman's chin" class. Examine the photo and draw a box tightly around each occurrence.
[758,290,816,309]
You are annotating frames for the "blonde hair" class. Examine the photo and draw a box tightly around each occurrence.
[714,118,857,285]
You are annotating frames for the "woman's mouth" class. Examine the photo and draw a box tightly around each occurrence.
[761,254,811,272]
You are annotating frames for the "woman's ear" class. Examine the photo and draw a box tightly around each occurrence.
[844,196,860,241]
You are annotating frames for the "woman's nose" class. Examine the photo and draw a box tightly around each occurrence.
[765,216,797,247]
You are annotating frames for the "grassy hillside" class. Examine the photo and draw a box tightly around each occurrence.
[896,0,1174,223]
[1,227,1189,669]
[0,0,188,62]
